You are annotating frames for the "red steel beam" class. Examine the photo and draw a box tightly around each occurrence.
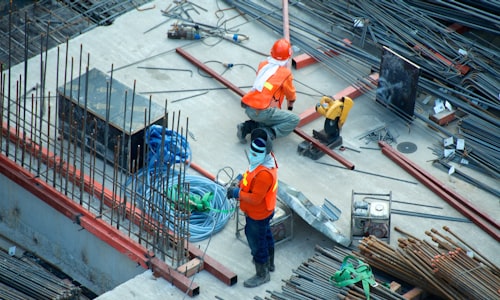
[292,39,352,70]
[188,246,238,286]
[176,48,244,97]
[282,0,290,42]
[151,257,200,297]
[282,0,291,70]
[1,122,235,291]
[298,73,379,127]
[380,141,499,230]
[0,154,152,269]
[176,47,355,170]
[294,127,354,170]
[0,152,201,296]
[379,141,499,241]
[413,44,470,75]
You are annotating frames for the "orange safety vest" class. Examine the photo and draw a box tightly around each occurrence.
[241,61,293,110]
[239,163,278,220]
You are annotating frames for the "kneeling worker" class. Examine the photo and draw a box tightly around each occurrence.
[237,38,300,143]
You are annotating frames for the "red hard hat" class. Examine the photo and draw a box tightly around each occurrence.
[270,39,292,60]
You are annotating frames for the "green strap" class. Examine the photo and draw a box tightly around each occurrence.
[330,255,377,299]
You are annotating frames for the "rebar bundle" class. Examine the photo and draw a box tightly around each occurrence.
[355,227,500,300]
[458,114,500,178]
[266,245,407,300]
[224,0,500,181]
[0,250,81,300]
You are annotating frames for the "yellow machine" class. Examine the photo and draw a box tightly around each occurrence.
[298,96,354,160]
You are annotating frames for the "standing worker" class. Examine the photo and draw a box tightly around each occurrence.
[227,128,278,288]
[237,38,300,143]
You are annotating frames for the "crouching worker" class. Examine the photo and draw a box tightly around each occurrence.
[237,38,300,143]
[226,128,278,288]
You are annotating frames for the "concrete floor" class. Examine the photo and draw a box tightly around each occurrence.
[10,0,498,299]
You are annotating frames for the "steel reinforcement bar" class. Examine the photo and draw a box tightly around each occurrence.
[378,141,499,241]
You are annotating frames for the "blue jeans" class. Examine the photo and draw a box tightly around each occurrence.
[245,213,275,264]
[245,107,299,138]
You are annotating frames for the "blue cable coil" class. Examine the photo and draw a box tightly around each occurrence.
[146,125,192,169]
[127,125,235,242]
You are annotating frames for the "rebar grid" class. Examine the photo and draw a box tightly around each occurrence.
[0,0,154,67]
[1,26,191,272]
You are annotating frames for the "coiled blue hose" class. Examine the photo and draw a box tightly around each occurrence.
[146,124,192,169]
[127,126,235,242]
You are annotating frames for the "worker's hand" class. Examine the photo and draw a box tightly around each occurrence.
[229,173,242,188]
[226,187,240,200]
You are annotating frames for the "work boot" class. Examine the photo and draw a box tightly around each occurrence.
[237,120,259,144]
[237,123,247,144]
[243,262,270,288]
[268,247,275,272]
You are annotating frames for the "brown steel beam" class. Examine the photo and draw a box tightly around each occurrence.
[379,141,499,241]
[294,127,354,170]
[292,39,353,70]
[297,72,379,127]
[151,257,200,297]
[282,0,290,42]
[176,47,245,97]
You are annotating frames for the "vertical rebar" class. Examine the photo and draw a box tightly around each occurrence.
[52,45,60,187]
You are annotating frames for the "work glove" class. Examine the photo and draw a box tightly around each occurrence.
[230,173,243,187]
[226,187,240,200]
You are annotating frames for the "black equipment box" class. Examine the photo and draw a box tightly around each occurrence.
[58,68,165,171]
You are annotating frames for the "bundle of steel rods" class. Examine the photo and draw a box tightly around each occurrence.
[355,227,500,300]
[0,282,36,300]
[224,0,500,180]
[458,114,500,178]
[0,250,81,300]
[265,245,407,300]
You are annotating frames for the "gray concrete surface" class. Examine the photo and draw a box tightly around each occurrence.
[7,0,498,299]
[0,174,144,295]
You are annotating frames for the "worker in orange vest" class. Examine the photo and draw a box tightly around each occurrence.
[237,38,300,143]
[226,128,278,287]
